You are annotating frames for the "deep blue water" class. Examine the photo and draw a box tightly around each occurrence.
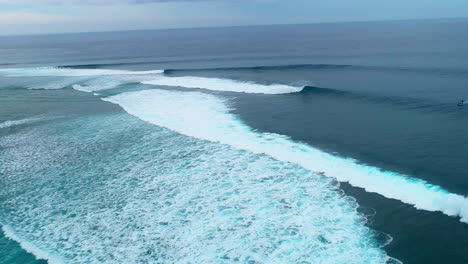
[1,19,468,264]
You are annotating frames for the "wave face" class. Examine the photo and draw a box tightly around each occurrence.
[104,89,468,223]
[142,76,304,94]
[0,113,393,263]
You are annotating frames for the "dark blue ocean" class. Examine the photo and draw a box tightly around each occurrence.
[1,19,467,264]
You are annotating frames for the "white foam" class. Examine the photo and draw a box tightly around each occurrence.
[71,74,156,92]
[142,76,304,94]
[0,117,43,129]
[0,114,394,263]
[2,225,65,264]
[0,67,302,94]
[71,84,90,92]
[72,83,119,93]
[104,89,468,223]
[0,67,163,77]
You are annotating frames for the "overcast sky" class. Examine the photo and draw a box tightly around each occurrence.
[1,0,468,35]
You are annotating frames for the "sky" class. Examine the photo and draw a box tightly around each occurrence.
[1,0,468,35]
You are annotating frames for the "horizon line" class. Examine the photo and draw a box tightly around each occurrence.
[1,16,467,38]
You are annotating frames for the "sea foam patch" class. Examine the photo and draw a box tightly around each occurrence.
[104,89,468,223]
[0,113,395,263]
[142,76,304,94]
[0,117,45,129]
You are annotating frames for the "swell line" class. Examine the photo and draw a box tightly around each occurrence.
[49,62,468,76]
[164,64,468,76]
[300,86,465,114]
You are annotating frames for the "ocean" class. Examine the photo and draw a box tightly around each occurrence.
[0,19,467,264]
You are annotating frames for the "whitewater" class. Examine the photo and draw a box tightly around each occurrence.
[0,110,395,264]
[0,117,45,129]
[104,89,468,223]
[4,21,468,264]
[1,67,467,223]
[0,67,304,94]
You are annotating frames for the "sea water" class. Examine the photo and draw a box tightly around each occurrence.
[1,19,468,264]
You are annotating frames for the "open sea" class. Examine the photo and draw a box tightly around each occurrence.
[1,19,468,264]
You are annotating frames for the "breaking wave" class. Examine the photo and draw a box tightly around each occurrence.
[2,225,64,264]
[142,76,304,94]
[0,112,397,263]
[0,67,303,94]
[103,89,468,223]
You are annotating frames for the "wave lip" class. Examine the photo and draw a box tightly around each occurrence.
[103,89,468,224]
[2,225,65,264]
[142,76,304,94]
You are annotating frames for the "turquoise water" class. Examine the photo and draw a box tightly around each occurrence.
[1,20,468,264]
[0,89,393,263]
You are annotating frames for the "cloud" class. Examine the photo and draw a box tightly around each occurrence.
[0,0,214,4]
[0,12,79,25]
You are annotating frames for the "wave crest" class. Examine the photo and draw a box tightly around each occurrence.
[103,89,468,224]
[142,76,304,94]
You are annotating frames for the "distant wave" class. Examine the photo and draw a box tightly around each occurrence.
[164,64,468,76]
[300,86,464,114]
[60,62,156,69]
[2,225,64,264]
[103,89,468,224]
[53,62,468,76]
[2,67,304,94]
[0,67,163,77]
[0,67,164,91]
[9,61,468,77]
[163,64,354,73]
[142,76,304,94]
[2,66,465,108]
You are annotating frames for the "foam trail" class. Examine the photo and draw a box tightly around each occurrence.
[142,76,304,94]
[104,89,468,223]
[2,225,64,264]
[0,117,43,129]
[0,67,163,77]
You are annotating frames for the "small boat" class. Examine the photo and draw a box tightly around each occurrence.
[457,100,466,106]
